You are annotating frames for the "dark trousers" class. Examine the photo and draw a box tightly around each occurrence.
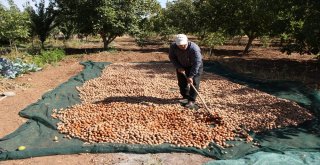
[176,66,203,102]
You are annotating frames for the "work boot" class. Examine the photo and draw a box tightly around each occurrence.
[185,101,195,109]
[178,98,188,104]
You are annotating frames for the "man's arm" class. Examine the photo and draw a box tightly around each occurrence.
[169,44,183,69]
[189,44,202,78]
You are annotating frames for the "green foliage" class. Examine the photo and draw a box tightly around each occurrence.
[57,19,76,40]
[157,0,216,40]
[135,31,157,47]
[54,1,78,41]
[165,0,197,33]
[132,5,162,46]
[227,0,285,53]
[0,57,41,79]
[280,33,289,42]
[260,36,270,48]
[33,49,65,66]
[280,0,320,55]
[0,0,30,48]
[162,0,286,54]
[184,0,290,54]
[199,32,226,56]
[150,8,177,41]
[56,0,160,49]
[158,27,176,41]
[27,0,58,48]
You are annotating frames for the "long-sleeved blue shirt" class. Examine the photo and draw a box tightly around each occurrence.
[169,41,203,78]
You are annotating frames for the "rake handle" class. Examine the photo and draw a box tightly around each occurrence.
[182,73,212,114]
[0,96,8,101]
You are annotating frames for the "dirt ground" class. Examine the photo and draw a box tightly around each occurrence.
[0,36,317,165]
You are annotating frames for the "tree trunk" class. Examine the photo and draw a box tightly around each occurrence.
[237,36,242,45]
[9,40,13,50]
[40,36,45,49]
[243,35,255,55]
[100,33,117,50]
[209,47,215,57]
[280,37,284,47]
[200,31,206,40]
[102,35,109,50]
[41,41,45,49]
[15,44,18,53]
[32,37,34,50]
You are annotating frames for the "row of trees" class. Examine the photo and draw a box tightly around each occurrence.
[0,0,161,50]
[158,0,320,55]
[0,0,319,55]
[0,0,29,50]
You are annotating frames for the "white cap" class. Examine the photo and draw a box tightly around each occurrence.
[175,34,188,45]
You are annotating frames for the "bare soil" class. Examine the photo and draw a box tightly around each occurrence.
[0,36,317,165]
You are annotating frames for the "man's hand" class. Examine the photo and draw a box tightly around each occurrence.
[187,77,193,84]
[178,69,193,84]
[177,68,185,74]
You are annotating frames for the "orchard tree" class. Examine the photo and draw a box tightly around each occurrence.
[157,0,213,41]
[301,1,320,55]
[199,32,226,56]
[191,0,285,54]
[149,8,177,41]
[165,0,197,34]
[55,13,77,41]
[56,0,160,49]
[226,0,285,54]
[193,0,236,39]
[131,0,162,45]
[27,0,58,48]
[0,0,30,50]
[279,0,320,55]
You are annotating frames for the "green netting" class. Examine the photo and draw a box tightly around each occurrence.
[205,151,320,165]
[0,61,319,162]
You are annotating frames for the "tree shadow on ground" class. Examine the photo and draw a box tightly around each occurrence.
[130,62,174,74]
[202,48,243,57]
[95,96,178,105]
[203,61,319,96]
[203,61,320,116]
[116,47,169,53]
[254,119,320,142]
[64,48,105,55]
[63,47,169,55]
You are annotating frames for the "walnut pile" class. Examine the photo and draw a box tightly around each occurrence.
[54,102,231,149]
[52,63,313,149]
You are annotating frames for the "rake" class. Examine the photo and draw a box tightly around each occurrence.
[182,73,222,123]
[0,91,16,101]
